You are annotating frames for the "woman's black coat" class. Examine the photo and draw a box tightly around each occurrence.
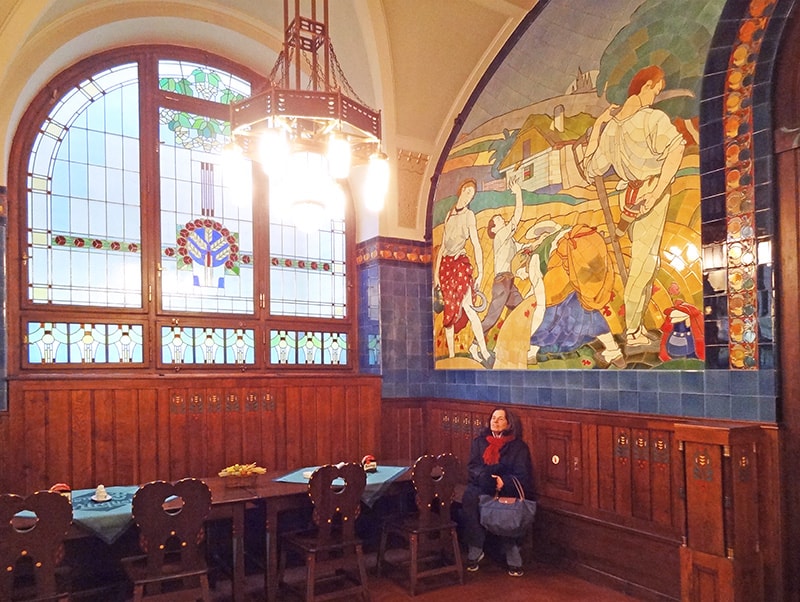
[466,427,536,500]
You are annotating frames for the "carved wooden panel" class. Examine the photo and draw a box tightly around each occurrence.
[1,375,381,493]
[534,418,582,504]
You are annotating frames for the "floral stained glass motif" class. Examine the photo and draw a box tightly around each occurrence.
[158,60,251,104]
[27,322,144,364]
[27,63,142,307]
[159,109,254,313]
[161,325,255,365]
[269,330,347,365]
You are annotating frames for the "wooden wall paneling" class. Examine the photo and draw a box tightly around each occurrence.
[595,424,613,512]
[23,389,47,493]
[682,440,724,555]
[0,414,8,492]
[93,388,116,486]
[204,389,224,476]
[758,427,783,602]
[426,406,449,456]
[70,389,94,490]
[186,391,208,479]
[112,387,139,487]
[155,385,171,480]
[242,387,265,467]
[329,384,347,462]
[362,381,382,458]
[46,390,71,489]
[222,389,244,468]
[272,385,288,469]
[166,389,189,479]
[534,418,582,504]
[291,386,314,466]
[137,388,159,484]
[631,429,652,521]
[612,426,632,517]
[314,386,332,464]
[650,429,673,527]
[680,548,734,602]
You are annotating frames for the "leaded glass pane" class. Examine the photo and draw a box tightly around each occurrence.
[269,215,347,318]
[158,60,251,103]
[27,63,142,307]
[159,108,254,313]
[160,325,255,364]
[268,330,347,366]
[27,322,143,364]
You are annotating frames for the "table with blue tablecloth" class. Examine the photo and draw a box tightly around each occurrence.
[274,464,408,508]
[70,485,139,544]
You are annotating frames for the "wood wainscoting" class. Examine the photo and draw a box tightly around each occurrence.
[0,374,381,494]
[382,398,782,602]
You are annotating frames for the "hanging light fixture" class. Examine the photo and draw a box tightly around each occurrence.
[230,0,388,223]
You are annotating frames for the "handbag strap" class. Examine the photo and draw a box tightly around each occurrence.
[496,475,526,500]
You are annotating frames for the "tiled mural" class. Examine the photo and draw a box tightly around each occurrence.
[358,0,786,420]
[431,0,725,371]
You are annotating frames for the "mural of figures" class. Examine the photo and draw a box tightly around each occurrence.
[432,0,724,370]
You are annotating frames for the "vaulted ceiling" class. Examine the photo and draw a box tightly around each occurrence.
[0,0,536,239]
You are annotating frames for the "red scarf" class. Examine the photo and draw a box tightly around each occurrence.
[483,435,514,465]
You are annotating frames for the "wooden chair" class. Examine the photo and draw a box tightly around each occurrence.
[377,453,463,596]
[0,490,73,602]
[123,479,212,602]
[278,463,369,602]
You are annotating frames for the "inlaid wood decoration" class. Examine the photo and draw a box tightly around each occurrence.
[433,0,724,370]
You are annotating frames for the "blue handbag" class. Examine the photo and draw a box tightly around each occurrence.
[478,476,537,538]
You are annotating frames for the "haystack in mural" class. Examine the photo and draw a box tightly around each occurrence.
[432,0,724,370]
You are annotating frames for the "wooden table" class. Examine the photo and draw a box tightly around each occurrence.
[19,465,412,602]
[245,465,413,602]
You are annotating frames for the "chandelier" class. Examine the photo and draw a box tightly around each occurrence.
[229,0,388,225]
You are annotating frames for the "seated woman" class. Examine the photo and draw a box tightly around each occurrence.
[461,406,536,577]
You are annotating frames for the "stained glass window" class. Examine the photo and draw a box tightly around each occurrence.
[27,63,141,307]
[15,48,355,371]
[27,322,144,364]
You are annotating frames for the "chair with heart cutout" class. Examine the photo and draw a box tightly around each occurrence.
[0,490,73,601]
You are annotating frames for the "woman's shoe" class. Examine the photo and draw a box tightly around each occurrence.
[508,565,524,577]
[466,551,484,572]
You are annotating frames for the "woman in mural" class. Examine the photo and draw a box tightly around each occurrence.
[493,217,624,369]
[434,178,492,364]
[582,65,686,349]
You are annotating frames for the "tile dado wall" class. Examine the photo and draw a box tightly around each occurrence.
[357,238,776,421]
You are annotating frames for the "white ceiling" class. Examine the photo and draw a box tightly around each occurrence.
[0,0,536,239]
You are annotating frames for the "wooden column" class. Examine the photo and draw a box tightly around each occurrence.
[675,424,763,601]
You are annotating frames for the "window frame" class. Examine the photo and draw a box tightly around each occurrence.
[7,45,360,375]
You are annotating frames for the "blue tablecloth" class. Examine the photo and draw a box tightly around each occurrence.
[275,465,408,507]
[71,486,139,544]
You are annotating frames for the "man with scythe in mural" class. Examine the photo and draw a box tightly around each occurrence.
[582,65,686,350]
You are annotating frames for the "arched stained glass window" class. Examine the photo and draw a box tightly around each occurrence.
[12,47,356,372]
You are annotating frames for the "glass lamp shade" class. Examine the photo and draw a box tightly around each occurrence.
[327,133,351,179]
[363,152,389,212]
[259,127,289,177]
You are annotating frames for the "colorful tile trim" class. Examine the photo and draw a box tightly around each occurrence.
[723,0,776,369]
[356,237,432,265]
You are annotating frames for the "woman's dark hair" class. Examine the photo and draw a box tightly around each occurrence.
[490,406,522,438]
